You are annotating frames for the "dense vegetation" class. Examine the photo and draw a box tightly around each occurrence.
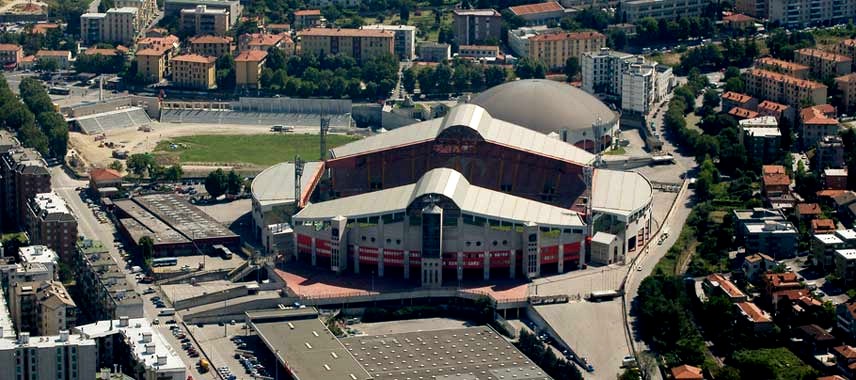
[408,60,508,94]
[260,51,399,99]
[15,77,69,160]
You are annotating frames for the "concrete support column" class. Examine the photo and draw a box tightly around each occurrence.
[353,245,360,274]
[311,237,317,266]
[457,251,463,282]
[558,243,565,274]
[483,251,490,280]
[403,250,410,279]
[378,248,385,277]
[509,250,516,279]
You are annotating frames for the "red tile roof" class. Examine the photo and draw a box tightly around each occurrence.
[812,218,836,233]
[764,272,800,288]
[293,9,321,16]
[189,35,232,44]
[755,57,809,72]
[529,31,605,42]
[35,50,69,57]
[745,68,827,89]
[757,100,789,113]
[299,28,393,38]
[234,50,267,62]
[90,168,122,182]
[728,106,760,119]
[706,273,745,299]
[509,1,563,16]
[671,365,703,380]
[797,203,822,215]
[736,302,771,323]
[0,44,21,51]
[723,13,755,22]
[797,48,852,63]
[721,91,754,103]
[172,54,216,64]
[763,165,787,175]
[801,105,838,125]
[82,48,123,56]
[835,345,856,360]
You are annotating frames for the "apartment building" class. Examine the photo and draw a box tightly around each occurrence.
[507,25,557,58]
[835,72,856,113]
[738,116,781,164]
[817,136,846,170]
[298,28,394,63]
[742,68,827,108]
[10,280,77,336]
[742,253,776,281]
[735,0,767,18]
[115,0,157,25]
[529,30,606,69]
[757,100,793,122]
[293,9,324,29]
[452,9,502,45]
[621,58,656,115]
[742,220,798,258]
[238,32,293,55]
[837,249,856,284]
[188,35,233,57]
[75,239,143,320]
[364,24,416,61]
[234,50,266,89]
[508,1,565,26]
[735,301,774,333]
[458,45,500,60]
[180,5,230,36]
[721,91,759,113]
[581,47,635,97]
[0,44,23,67]
[417,42,451,62]
[837,301,856,341]
[754,56,810,79]
[619,0,708,22]
[811,231,854,270]
[836,39,856,66]
[800,104,839,148]
[19,245,57,280]
[794,48,852,78]
[171,54,216,89]
[164,0,240,24]
[80,7,140,45]
[768,0,856,28]
[135,48,168,84]
[0,131,50,230]
[25,193,77,263]
[0,332,97,380]
[34,50,72,69]
[825,168,848,189]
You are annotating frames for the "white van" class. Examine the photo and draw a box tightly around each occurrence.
[159,308,175,316]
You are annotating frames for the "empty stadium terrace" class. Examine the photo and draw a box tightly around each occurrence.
[72,107,151,134]
[160,97,354,128]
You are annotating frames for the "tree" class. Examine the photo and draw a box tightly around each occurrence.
[484,66,506,87]
[216,54,236,90]
[724,77,745,93]
[514,58,545,79]
[399,1,410,23]
[563,57,580,82]
[109,160,123,172]
[402,68,416,93]
[38,111,69,159]
[205,168,227,198]
[18,122,48,156]
[163,164,183,181]
[226,170,243,195]
[0,102,35,131]
[139,236,154,269]
[126,153,156,177]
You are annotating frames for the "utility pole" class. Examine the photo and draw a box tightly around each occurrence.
[320,116,330,161]
[294,155,305,208]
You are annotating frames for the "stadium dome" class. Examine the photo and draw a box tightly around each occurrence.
[470,79,619,151]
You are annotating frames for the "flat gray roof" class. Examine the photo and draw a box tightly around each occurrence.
[341,326,551,380]
[249,309,372,380]
[114,199,190,245]
[132,194,238,241]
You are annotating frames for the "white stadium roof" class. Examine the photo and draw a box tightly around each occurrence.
[294,167,585,228]
[591,169,653,218]
[329,104,595,166]
[251,161,324,207]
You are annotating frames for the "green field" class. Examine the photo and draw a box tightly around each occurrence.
[154,134,361,167]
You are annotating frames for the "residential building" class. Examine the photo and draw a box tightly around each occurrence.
[528,31,606,69]
[80,7,140,45]
[793,324,837,356]
[170,54,216,90]
[738,116,781,164]
[722,13,756,30]
[508,1,565,26]
[742,68,827,108]
[721,91,758,113]
[293,9,324,29]
[234,50,266,89]
[507,25,559,58]
[733,208,787,228]
[812,233,846,270]
[364,24,416,61]
[670,365,703,380]
[619,0,708,22]
[75,239,143,320]
[114,0,157,25]
[654,64,674,103]
[837,301,856,341]
[298,28,394,63]
[735,301,774,332]
[135,48,168,84]
[794,48,852,78]
[18,245,57,279]
[836,39,856,66]
[795,202,822,221]
[771,288,822,316]
[581,47,635,97]
[75,317,186,380]
[763,272,803,296]
[188,35,233,57]
[10,280,77,336]
[812,218,836,234]
[0,131,50,230]
[180,5,230,36]
[452,9,502,45]
[136,35,180,56]
[621,58,656,115]
[458,45,500,60]
[834,72,856,113]
[238,33,293,55]
[0,44,23,68]
[0,262,54,290]
[25,193,77,263]
[265,23,290,33]
[34,50,72,69]
[728,106,761,120]
[163,0,240,24]
[754,56,810,79]
[768,0,856,28]
[825,168,848,190]
[735,0,767,17]
[0,332,97,380]
[833,345,856,379]
[88,168,123,190]
[816,135,846,170]
[762,165,790,196]
[835,249,856,285]
[417,42,450,62]
[800,104,839,148]
[742,220,798,258]
[703,273,747,302]
[741,253,776,281]
[757,100,793,122]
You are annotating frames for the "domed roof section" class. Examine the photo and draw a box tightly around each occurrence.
[470,79,618,135]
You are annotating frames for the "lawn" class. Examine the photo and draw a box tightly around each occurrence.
[154,134,361,167]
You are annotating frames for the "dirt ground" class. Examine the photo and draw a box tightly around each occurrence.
[69,122,277,171]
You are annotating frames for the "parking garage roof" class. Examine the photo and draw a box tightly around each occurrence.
[133,194,238,240]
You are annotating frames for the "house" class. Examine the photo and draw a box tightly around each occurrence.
[836,301,856,341]
[793,324,836,356]
[721,91,758,112]
[812,219,836,234]
[728,106,761,120]
[741,253,776,281]
[88,168,122,189]
[670,365,703,380]
[770,288,822,316]
[762,271,802,298]
[735,301,774,333]
[817,136,846,170]
[762,165,790,196]
[796,203,822,221]
[703,273,747,302]
[833,345,856,379]
[757,100,794,122]
[801,104,839,148]
[813,233,846,270]
[824,168,848,190]
[722,13,756,30]
[836,248,856,285]
[34,50,72,69]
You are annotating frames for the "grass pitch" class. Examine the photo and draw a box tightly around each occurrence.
[154,133,360,167]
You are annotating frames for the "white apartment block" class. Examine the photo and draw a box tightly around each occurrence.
[364,24,416,61]
[18,246,56,279]
[80,7,140,45]
[768,0,856,28]
[582,49,673,115]
[582,47,634,96]
[620,0,708,22]
[621,59,656,115]
[507,25,558,58]
[0,331,97,380]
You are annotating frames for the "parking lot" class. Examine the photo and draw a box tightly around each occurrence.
[190,323,279,380]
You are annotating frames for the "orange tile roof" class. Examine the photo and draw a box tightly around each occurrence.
[31,23,58,34]
[529,31,605,42]
[82,48,122,56]
[721,91,754,103]
[90,168,122,181]
[707,273,745,299]
[509,1,563,16]
[773,288,821,307]
[801,105,838,125]
[797,203,821,215]
[242,32,289,47]
[755,57,810,72]
[137,35,179,49]
[20,55,34,63]
[135,48,165,56]
[723,13,755,22]
[0,43,21,51]
[797,48,852,63]
[671,365,703,380]
[818,376,847,380]
[736,302,771,323]
[234,50,267,62]
[763,165,787,175]
[293,9,321,16]
[35,50,69,57]
[764,172,791,187]
[835,72,856,83]
[835,345,856,360]
[812,218,836,232]
[172,54,216,64]
[764,271,800,288]
[757,100,789,112]
[842,39,856,48]
[189,35,232,44]
[299,28,393,38]
[728,106,760,119]
[745,68,827,89]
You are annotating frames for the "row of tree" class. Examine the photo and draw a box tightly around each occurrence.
[260,51,399,99]
[126,153,184,180]
[204,168,245,199]
[676,38,759,75]
[16,78,69,160]
[405,60,507,95]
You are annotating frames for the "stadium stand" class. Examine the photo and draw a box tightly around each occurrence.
[159,109,352,127]
[74,107,151,135]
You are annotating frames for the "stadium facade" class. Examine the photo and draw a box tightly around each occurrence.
[257,102,653,286]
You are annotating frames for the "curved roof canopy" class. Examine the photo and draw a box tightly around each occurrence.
[590,169,653,218]
[470,79,618,136]
[294,167,585,228]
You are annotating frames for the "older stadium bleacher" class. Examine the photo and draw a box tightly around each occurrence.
[159,109,351,128]
[76,107,152,135]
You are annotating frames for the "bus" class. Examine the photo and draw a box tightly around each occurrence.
[152,257,178,267]
[212,244,233,259]
[158,308,175,316]
[48,86,71,95]
[588,290,620,302]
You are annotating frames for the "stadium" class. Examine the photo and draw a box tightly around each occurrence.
[253,83,652,286]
